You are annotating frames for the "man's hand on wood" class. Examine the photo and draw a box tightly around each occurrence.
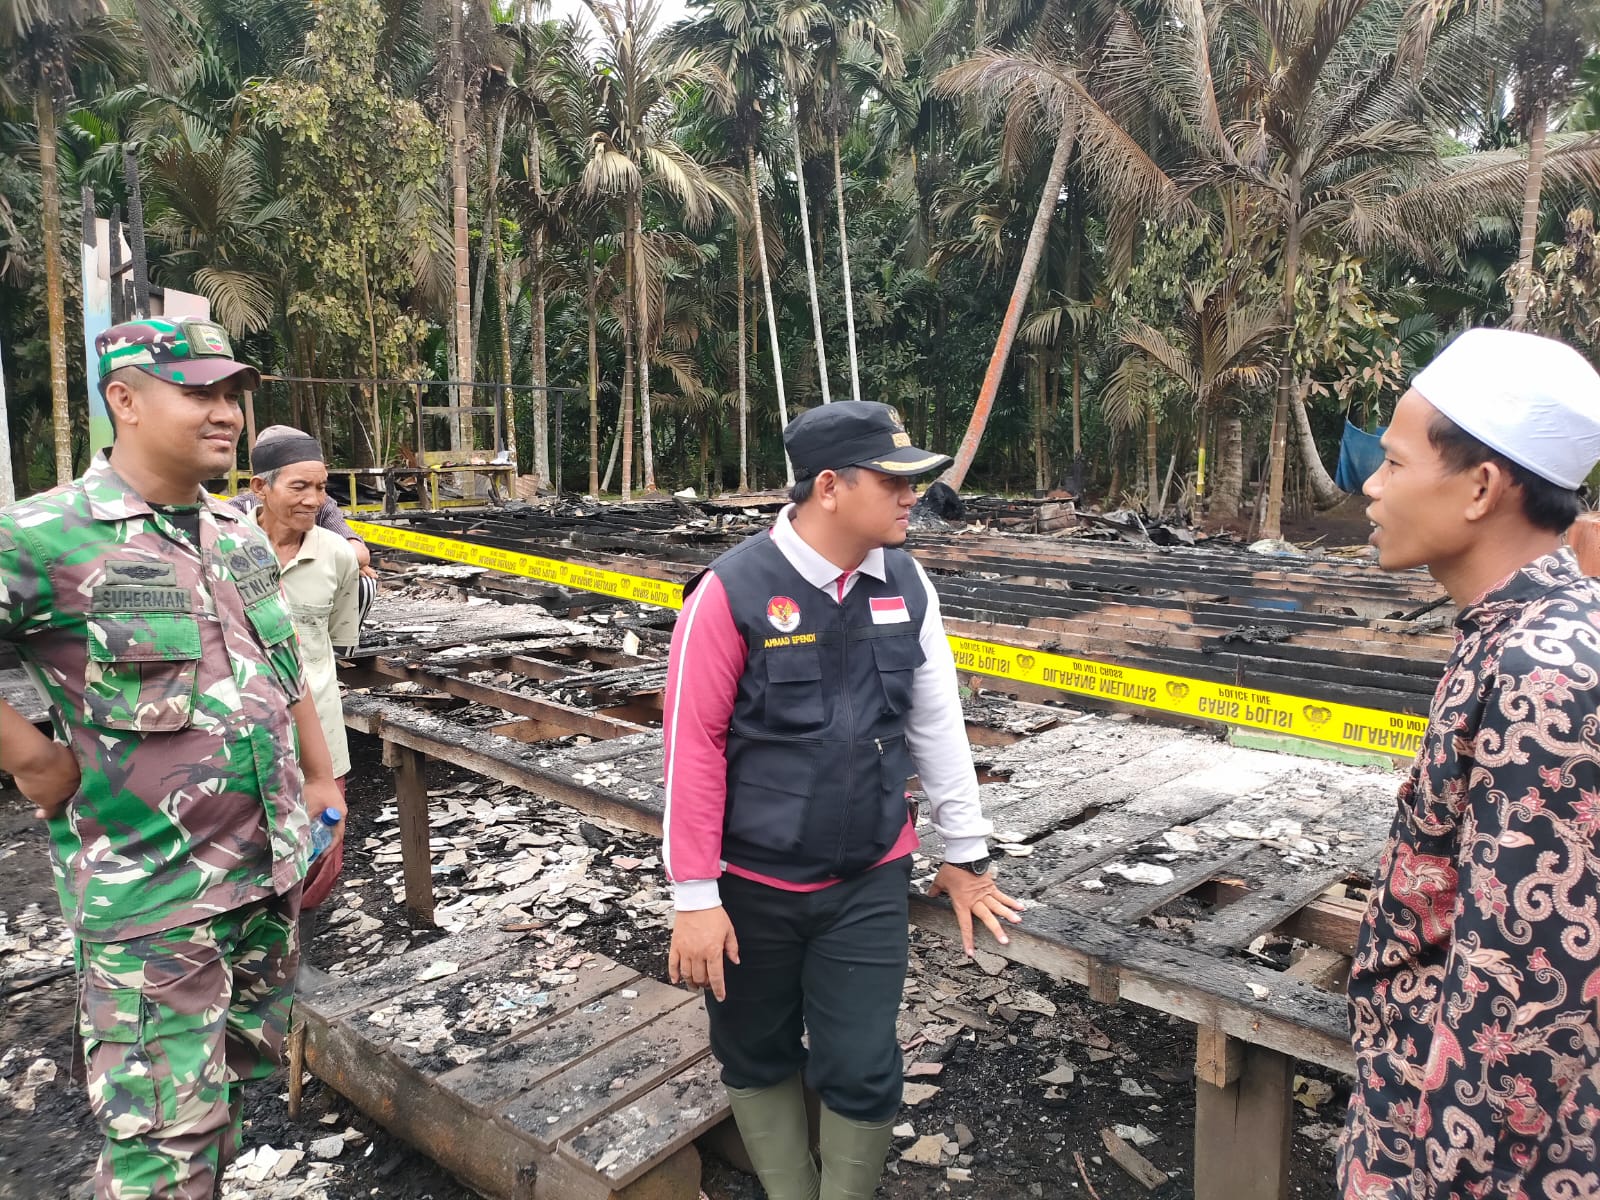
[928,863,1025,957]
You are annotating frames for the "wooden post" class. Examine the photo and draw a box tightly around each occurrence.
[286,1021,307,1119]
[1194,1039,1293,1200]
[387,742,436,924]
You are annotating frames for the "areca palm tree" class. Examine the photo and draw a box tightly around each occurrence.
[1102,269,1283,521]
[582,0,734,498]
[2,0,128,484]
[144,126,295,336]
[783,0,905,404]
[774,15,832,403]
[667,0,797,484]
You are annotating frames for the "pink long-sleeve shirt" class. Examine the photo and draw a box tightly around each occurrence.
[662,506,992,910]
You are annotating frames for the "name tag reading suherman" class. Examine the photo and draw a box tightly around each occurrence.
[870,596,910,624]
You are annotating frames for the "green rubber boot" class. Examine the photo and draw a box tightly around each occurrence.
[725,1076,820,1200]
[818,1106,896,1200]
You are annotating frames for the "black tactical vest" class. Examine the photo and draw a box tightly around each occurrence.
[687,531,930,883]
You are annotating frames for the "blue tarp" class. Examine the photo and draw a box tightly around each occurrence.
[1335,419,1387,493]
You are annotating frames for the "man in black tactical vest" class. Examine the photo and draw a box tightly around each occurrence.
[660,401,1022,1200]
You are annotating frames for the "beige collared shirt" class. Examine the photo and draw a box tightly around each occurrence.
[252,514,359,777]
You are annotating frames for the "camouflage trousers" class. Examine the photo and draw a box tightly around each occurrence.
[77,889,301,1200]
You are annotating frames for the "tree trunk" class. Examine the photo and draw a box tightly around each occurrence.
[499,259,517,459]
[358,243,383,466]
[471,104,507,373]
[531,124,549,488]
[737,230,748,491]
[449,0,473,453]
[749,148,793,484]
[1071,347,1082,459]
[1288,378,1345,509]
[941,116,1075,491]
[620,218,636,502]
[1212,414,1243,522]
[1510,98,1549,329]
[1033,359,1046,492]
[1145,403,1159,508]
[832,131,861,404]
[601,413,622,492]
[634,192,656,492]
[0,331,15,504]
[38,90,71,486]
[587,248,600,496]
[787,92,830,404]
[1261,208,1303,540]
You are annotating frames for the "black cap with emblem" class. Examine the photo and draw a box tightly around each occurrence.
[783,401,953,481]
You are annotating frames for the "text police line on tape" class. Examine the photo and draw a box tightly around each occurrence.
[350,520,1426,758]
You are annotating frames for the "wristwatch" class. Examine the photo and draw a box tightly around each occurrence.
[948,856,992,876]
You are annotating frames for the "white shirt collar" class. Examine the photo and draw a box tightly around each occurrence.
[770,504,887,589]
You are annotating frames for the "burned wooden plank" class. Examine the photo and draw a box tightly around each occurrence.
[371,657,651,740]
[345,694,663,837]
[299,925,525,1021]
[390,743,435,923]
[503,1002,712,1150]
[441,979,697,1112]
[560,1056,729,1191]
[906,894,1353,1072]
[1191,863,1362,953]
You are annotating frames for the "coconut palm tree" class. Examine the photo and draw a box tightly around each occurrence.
[933,24,1186,491]
[1399,0,1600,327]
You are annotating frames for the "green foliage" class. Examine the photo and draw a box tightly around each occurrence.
[251,0,441,379]
[1292,254,1403,428]
[2,0,1598,499]
[1525,208,1600,364]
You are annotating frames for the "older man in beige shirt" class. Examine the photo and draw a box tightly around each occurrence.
[248,426,361,943]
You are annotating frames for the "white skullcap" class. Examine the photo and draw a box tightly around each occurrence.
[1412,328,1600,489]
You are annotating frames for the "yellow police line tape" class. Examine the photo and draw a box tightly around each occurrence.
[351,520,1427,759]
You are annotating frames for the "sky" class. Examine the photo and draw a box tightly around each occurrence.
[542,0,695,39]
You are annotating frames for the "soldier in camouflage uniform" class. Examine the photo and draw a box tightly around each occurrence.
[0,318,343,1199]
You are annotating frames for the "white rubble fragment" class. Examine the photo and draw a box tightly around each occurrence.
[308,1134,346,1160]
[1114,1123,1159,1148]
[1008,989,1057,1017]
[901,1135,947,1165]
[1103,862,1175,886]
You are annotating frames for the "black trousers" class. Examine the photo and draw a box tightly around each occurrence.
[707,856,911,1122]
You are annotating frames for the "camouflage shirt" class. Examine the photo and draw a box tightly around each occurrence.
[0,453,311,942]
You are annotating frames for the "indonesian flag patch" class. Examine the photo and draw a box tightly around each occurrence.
[870,596,910,625]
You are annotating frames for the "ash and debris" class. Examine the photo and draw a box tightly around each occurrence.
[0,571,1393,1200]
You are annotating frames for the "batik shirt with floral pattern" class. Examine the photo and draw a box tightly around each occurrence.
[1340,550,1600,1200]
[0,453,310,943]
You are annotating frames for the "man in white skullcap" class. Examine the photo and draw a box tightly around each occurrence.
[1340,329,1600,1200]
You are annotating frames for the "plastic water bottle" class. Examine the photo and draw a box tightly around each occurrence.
[308,808,342,862]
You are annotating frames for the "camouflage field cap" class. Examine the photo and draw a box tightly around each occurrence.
[96,317,261,392]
